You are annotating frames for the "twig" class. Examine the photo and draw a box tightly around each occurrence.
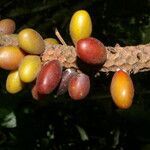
[55,28,67,45]
[0,34,150,74]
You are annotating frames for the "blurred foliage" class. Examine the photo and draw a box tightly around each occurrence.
[0,0,150,45]
[0,0,150,149]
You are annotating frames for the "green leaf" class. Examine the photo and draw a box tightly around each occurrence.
[1,111,17,128]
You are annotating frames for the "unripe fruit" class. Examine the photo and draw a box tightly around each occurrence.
[0,19,16,34]
[69,10,92,45]
[0,46,25,70]
[110,70,134,109]
[68,73,90,100]
[57,68,77,96]
[36,60,62,94]
[18,55,41,83]
[44,38,59,45]
[18,28,45,54]
[76,37,107,65]
[6,70,24,94]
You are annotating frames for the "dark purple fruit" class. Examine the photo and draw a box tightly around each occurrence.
[36,60,62,94]
[68,73,90,100]
[57,68,77,96]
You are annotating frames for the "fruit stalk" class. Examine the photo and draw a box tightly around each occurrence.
[0,34,150,74]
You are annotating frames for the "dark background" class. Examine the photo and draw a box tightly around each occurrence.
[0,0,150,149]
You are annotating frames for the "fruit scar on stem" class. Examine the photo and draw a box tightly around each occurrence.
[0,34,150,74]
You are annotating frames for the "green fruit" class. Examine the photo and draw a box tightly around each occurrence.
[44,38,59,45]
[69,10,92,45]
[19,55,41,83]
[0,46,25,70]
[18,28,45,54]
[6,70,24,94]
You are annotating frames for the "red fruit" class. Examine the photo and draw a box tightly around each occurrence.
[110,70,134,109]
[31,84,45,100]
[31,85,40,100]
[76,37,107,65]
[36,60,62,94]
[0,19,16,34]
[68,73,90,100]
[57,68,77,96]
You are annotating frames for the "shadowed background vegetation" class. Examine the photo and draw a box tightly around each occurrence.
[0,0,150,150]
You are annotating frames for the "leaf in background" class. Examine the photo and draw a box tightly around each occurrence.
[47,124,54,140]
[76,125,89,141]
[142,19,150,43]
[1,111,17,128]
[6,7,31,17]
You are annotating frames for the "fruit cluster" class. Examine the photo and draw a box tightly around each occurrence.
[0,10,134,109]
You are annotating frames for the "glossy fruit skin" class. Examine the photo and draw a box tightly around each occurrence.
[0,46,25,70]
[110,70,134,109]
[6,70,24,94]
[36,60,62,94]
[76,37,107,65]
[18,28,45,54]
[44,38,59,45]
[19,55,41,83]
[0,19,16,34]
[57,68,77,96]
[69,10,92,45]
[68,73,90,100]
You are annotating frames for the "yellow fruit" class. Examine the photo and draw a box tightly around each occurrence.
[18,55,41,83]
[0,46,25,70]
[110,70,134,109]
[18,28,45,54]
[6,70,24,94]
[44,38,59,45]
[0,18,16,34]
[69,10,92,45]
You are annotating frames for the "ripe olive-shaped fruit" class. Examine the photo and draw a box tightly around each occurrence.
[31,84,46,100]
[110,70,134,109]
[44,38,59,45]
[36,60,62,94]
[0,19,16,34]
[19,55,41,83]
[18,28,45,54]
[68,73,90,100]
[76,37,107,65]
[6,70,24,94]
[31,85,39,100]
[57,68,77,96]
[0,46,25,70]
[69,10,92,45]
